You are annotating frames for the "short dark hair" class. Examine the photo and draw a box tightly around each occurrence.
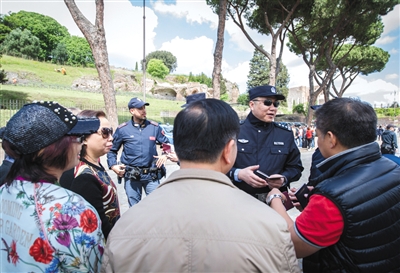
[78,110,106,159]
[173,99,240,163]
[315,98,377,148]
[2,136,77,186]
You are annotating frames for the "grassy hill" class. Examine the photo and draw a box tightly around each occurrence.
[0,55,186,126]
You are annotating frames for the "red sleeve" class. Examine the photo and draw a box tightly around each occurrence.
[295,194,344,247]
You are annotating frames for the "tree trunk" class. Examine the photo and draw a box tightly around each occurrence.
[212,0,227,99]
[64,0,119,129]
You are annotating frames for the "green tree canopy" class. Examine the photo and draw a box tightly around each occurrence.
[2,11,69,60]
[247,45,270,89]
[237,93,249,105]
[0,53,7,84]
[1,28,41,59]
[0,15,11,44]
[145,50,177,73]
[51,43,68,64]
[63,36,94,67]
[188,72,212,87]
[284,0,397,125]
[147,59,169,79]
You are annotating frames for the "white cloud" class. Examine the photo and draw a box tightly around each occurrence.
[160,36,214,76]
[376,35,397,45]
[375,5,399,45]
[152,0,217,28]
[224,14,271,54]
[104,4,158,69]
[346,77,398,95]
[389,48,398,55]
[381,5,400,36]
[386,74,399,80]
[223,61,250,92]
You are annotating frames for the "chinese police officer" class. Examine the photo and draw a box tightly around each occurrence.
[228,85,304,202]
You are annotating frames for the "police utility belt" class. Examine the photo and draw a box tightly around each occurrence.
[125,165,165,180]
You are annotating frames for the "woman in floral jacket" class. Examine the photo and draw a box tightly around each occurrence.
[0,101,104,272]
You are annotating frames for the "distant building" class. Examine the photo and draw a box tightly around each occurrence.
[287,86,324,110]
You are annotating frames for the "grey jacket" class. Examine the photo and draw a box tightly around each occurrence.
[101,168,300,273]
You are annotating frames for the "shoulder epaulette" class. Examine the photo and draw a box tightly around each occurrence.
[149,120,159,127]
[118,122,128,128]
[274,122,292,131]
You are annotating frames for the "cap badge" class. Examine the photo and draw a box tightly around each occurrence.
[271,87,276,93]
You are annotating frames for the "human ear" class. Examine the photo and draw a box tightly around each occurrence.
[326,131,337,148]
[222,139,236,165]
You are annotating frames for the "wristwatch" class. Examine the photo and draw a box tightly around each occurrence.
[266,194,284,206]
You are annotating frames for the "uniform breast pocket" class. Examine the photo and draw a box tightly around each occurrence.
[237,143,256,155]
[270,147,289,155]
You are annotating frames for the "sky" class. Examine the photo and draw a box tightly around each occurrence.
[1,0,399,107]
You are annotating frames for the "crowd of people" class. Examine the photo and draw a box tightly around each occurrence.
[1,86,399,272]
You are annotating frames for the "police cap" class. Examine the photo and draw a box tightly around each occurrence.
[128,97,149,109]
[249,85,285,101]
[181,93,206,108]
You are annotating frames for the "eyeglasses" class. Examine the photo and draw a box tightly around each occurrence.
[252,99,280,107]
[72,136,84,144]
[99,127,113,139]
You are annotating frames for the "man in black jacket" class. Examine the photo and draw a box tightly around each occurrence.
[381,124,398,154]
[267,98,400,272]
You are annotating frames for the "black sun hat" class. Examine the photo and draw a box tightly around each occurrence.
[0,101,99,154]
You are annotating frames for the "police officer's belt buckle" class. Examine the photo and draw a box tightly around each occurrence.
[256,193,268,203]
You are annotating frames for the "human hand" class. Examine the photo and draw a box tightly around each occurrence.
[289,187,303,212]
[154,154,168,168]
[267,174,285,189]
[239,165,268,188]
[166,151,179,163]
[112,163,125,178]
[289,185,314,212]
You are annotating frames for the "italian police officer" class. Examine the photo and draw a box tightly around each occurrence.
[228,85,303,202]
[107,97,170,207]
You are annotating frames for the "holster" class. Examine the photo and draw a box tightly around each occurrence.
[125,166,141,180]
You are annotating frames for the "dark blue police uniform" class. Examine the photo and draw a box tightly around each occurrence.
[228,111,303,197]
[107,118,170,206]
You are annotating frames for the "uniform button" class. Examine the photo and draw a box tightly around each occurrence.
[258,130,261,133]
[241,148,245,151]
[278,150,281,153]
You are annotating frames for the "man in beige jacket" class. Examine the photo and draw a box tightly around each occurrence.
[101,99,300,273]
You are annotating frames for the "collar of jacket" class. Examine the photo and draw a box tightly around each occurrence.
[160,168,237,189]
[310,142,381,186]
[247,112,274,128]
[131,118,148,128]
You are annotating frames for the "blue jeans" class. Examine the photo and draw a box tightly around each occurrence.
[297,137,303,148]
[124,178,160,207]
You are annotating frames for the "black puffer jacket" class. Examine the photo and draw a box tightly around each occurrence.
[307,142,400,273]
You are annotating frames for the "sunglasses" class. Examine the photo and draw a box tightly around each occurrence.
[253,99,280,107]
[71,136,84,144]
[99,127,113,139]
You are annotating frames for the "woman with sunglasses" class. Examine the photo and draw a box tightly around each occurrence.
[60,110,121,240]
[0,101,104,272]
